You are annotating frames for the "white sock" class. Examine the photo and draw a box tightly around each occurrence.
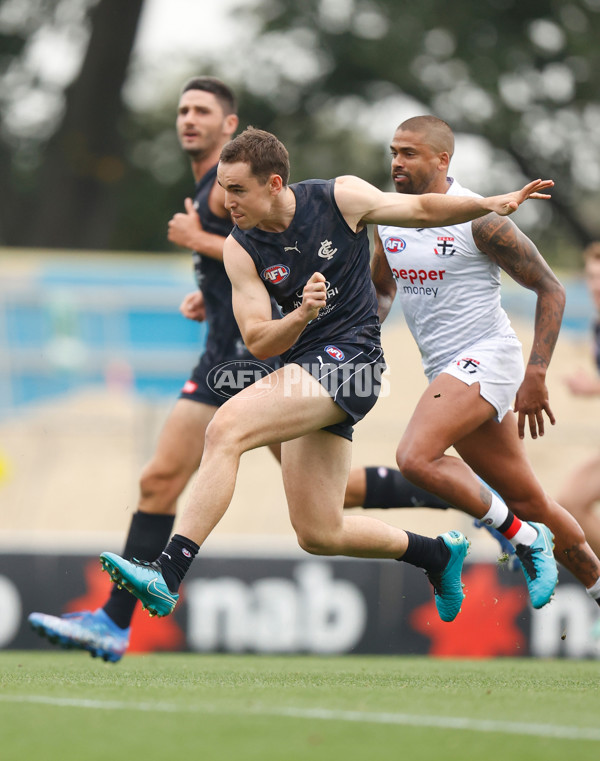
[480,492,509,528]
[480,493,537,546]
[586,577,600,600]
[510,521,537,547]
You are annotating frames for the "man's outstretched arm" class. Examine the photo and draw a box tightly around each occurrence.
[334,175,554,232]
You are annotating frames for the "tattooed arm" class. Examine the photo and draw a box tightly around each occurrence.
[472,214,566,440]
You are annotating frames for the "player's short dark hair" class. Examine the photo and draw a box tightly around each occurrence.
[219,127,290,186]
[181,76,237,115]
[397,115,455,159]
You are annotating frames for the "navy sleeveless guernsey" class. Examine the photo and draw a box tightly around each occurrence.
[231,179,380,362]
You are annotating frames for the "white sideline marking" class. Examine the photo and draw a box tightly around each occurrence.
[1,695,599,741]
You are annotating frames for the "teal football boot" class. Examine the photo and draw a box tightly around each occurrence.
[426,530,470,622]
[100,552,178,617]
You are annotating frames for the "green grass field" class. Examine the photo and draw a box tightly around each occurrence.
[1,652,599,760]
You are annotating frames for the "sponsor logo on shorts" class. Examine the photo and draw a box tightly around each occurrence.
[384,237,406,254]
[207,359,276,398]
[262,264,290,284]
[456,357,480,374]
[325,345,345,361]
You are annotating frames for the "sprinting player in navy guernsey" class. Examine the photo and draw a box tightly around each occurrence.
[99,127,555,626]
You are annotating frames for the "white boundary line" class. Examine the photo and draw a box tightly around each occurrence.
[1,695,599,741]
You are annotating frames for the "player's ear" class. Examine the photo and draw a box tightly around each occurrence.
[224,113,239,137]
[269,174,283,194]
[438,151,450,171]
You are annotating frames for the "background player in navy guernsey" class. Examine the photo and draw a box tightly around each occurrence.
[99,127,555,626]
[371,115,600,613]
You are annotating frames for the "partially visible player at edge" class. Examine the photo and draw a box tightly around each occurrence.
[556,242,600,558]
[372,115,600,613]
[28,78,515,664]
[97,127,556,630]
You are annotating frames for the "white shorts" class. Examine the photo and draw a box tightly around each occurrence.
[432,334,524,422]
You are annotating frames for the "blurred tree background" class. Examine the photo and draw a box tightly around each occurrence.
[1,0,599,264]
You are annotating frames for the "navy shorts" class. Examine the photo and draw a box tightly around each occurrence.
[289,340,386,441]
[179,351,282,407]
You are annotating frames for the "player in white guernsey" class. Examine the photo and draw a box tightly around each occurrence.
[372,115,600,613]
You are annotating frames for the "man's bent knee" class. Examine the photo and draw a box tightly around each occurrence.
[204,406,246,452]
[395,448,430,488]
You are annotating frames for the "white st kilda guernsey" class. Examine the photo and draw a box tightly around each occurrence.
[378,177,515,379]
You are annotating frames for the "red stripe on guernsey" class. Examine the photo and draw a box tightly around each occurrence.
[503,516,522,540]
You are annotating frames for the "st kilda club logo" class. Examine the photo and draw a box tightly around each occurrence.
[456,357,480,374]
[434,236,455,256]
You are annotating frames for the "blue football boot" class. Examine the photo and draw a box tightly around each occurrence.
[28,608,130,663]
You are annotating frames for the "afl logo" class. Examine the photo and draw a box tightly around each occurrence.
[262,264,290,284]
[325,345,345,361]
[384,237,406,254]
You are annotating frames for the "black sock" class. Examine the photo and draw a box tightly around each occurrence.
[102,511,175,629]
[497,511,518,536]
[363,467,452,510]
[399,531,450,573]
[157,534,200,594]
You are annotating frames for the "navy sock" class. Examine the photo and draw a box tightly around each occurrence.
[103,511,175,629]
[363,467,452,510]
[157,534,200,593]
[399,531,450,573]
